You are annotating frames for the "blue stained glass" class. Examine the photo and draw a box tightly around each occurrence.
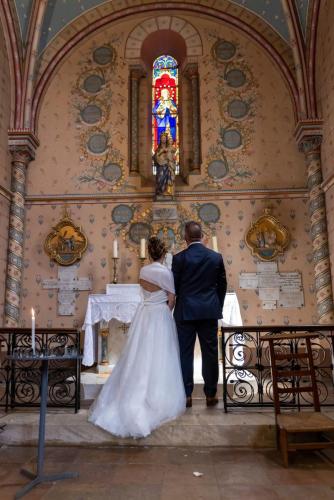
[153,55,177,70]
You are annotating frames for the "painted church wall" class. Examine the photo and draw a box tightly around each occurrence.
[29,14,305,194]
[316,0,334,289]
[0,21,11,324]
[21,196,315,329]
[21,14,316,328]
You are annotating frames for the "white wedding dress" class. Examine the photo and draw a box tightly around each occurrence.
[89,262,186,438]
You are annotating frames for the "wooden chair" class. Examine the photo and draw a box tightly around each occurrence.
[262,331,334,466]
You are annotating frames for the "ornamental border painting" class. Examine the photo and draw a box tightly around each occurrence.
[245,208,290,262]
[44,210,88,266]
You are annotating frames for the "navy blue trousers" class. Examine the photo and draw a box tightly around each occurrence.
[176,319,218,398]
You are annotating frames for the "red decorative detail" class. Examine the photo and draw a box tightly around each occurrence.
[154,73,176,102]
[308,0,321,118]
[0,0,23,128]
[284,0,311,119]
[153,72,177,147]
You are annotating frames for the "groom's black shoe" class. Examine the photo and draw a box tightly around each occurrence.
[206,396,218,407]
[186,397,192,408]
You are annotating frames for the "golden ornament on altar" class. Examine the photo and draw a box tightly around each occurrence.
[44,208,88,266]
[245,208,289,261]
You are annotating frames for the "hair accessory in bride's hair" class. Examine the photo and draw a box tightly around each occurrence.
[148,237,167,261]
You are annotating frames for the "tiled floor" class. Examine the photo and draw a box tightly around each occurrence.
[0,445,334,499]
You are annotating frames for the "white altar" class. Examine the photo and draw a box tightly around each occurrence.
[82,284,141,367]
[82,285,242,371]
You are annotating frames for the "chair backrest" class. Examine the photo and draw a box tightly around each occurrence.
[262,332,320,414]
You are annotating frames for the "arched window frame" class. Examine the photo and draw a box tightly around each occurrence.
[152,54,179,175]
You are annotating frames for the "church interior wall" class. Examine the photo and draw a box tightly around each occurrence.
[20,13,317,328]
[21,195,316,329]
[316,0,334,289]
[0,21,12,324]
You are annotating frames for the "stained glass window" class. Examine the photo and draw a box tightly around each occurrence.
[152,55,179,174]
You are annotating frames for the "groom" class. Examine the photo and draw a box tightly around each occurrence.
[172,221,227,408]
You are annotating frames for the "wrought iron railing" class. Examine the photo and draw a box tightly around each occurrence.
[0,328,81,412]
[221,325,334,412]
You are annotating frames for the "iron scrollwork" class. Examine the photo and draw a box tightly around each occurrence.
[221,326,334,411]
[0,328,81,412]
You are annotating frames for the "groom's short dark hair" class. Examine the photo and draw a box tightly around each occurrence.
[185,221,202,242]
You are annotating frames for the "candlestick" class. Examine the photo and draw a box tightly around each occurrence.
[140,238,146,259]
[112,257,119,284]
[113,239,118,258]
[212,235,218,252]
[31,308,36,355]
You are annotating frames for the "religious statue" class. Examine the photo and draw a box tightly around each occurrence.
[154,132,176,199]
[153,88,178,144]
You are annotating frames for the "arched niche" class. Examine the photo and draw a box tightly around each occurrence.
[126,16,202,183]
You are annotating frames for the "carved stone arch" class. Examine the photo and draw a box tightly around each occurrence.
[125,16,203,60]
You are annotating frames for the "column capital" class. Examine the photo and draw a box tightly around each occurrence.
[129,65,146,80]
[8,130,40,163]
[298,135,322,155]
[294,119,323,153]
[183,63,199,79]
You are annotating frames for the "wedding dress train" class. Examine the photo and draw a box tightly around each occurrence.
[89,263,186,438]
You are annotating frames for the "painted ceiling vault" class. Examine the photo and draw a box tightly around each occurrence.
[14,0,311,52]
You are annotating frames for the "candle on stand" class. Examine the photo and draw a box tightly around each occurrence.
[113,239,118,258]
[212,235,218,252]
[140,238,146,259]
[31,308,36,355]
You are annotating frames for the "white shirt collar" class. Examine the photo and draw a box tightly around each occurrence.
[188,241,203,247]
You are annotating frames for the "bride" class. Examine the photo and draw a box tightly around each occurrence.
[89,237,186,438]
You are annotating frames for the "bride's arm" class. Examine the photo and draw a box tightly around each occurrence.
[167,292,175,311]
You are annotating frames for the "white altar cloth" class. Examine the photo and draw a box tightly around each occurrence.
[82,289,242,366]
[221,292,243,327]
[82,285,141,366]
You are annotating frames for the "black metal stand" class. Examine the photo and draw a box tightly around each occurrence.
[7,353,81,499]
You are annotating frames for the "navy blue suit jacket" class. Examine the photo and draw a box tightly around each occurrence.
[172,243,227,322]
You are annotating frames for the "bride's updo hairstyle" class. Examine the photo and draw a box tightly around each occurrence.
[148,237,167,262]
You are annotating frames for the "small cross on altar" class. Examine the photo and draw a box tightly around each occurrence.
[41,265,92,315]
[118,323,129,335]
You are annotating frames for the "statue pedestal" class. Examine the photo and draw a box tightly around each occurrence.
[152,201,178,221]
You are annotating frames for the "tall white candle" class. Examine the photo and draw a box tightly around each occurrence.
[140,238,146,259]
[113,239,118,258]
[31,308,36,355]
[212,235,218,252]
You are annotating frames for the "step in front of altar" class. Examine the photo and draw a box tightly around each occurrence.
[80,371,225,401]
[0,403,282,448]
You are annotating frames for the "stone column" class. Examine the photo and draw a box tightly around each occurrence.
[184,63,201,173]
[129,66,145,174]
[4,132,39,326]
[296,124,334,323]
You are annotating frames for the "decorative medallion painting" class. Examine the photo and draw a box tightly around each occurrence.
[245,208,290,261]
[44,209,88,266]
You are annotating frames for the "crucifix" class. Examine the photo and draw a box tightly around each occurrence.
[41,265,92,315]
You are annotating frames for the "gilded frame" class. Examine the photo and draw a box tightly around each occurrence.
[245,209,290,261]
